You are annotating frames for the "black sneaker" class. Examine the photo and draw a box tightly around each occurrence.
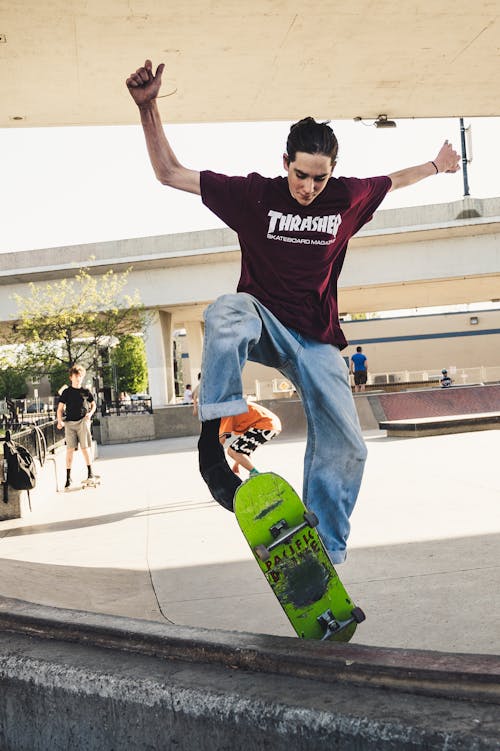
[64,478,72,490]
[198,424,241,511]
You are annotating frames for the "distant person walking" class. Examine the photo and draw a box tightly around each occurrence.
[56,365,97,489]
[219,402,281,477]
[440,369,453,388]
[350,346,368,392]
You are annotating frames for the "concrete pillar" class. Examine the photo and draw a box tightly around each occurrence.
[145,310,175,407]
[183,320,204,388]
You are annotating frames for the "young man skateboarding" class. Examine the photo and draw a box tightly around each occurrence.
[56,365,97,489]
[126,59,460,564]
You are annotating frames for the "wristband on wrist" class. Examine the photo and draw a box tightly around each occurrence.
[431,160,439,174]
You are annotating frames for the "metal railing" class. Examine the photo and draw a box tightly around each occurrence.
[0,418,66,467]
[99,397,153,416]
[368,365,500,387]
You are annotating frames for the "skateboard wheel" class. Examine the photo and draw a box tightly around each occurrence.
[351,606,366,623]
[303,511,319,528]
[255,544,270,562]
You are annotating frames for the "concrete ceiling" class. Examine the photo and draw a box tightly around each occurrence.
[1,1,499,129]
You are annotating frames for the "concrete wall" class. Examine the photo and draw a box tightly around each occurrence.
[99,414,155,445]
[0,598,497,751]
[96,396,379,444]
[341,307,500,375]
[237,308,500,396]
[96,385,500,445]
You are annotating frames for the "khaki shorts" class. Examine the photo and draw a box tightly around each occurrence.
[64,418,92,449]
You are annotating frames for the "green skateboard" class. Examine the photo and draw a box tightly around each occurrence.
[234,472,365,641]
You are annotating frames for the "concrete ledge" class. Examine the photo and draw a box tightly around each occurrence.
[0,596,498,705]
[380,412,500,438]
[0,597,499,750]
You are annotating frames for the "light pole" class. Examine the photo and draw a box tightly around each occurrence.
[459,117,471,197]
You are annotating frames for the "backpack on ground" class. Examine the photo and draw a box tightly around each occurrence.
[2,430,36,506]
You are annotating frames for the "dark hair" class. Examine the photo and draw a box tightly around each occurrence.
[356,346,362,352]
[286,117,338,164]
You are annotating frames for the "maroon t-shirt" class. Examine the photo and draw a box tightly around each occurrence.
[200,171,391,349]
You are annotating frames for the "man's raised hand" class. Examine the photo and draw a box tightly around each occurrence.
[433,140,461,174]
[126,59,165,107]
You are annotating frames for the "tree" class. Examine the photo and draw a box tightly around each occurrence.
[0,367,27,399]
[111,335,148,395]
[47,362,71,395]
[10,266,146,374]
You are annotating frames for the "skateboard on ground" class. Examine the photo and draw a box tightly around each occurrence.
[80,476,100,489]
[64,476,101,492]
[234,472,365,641]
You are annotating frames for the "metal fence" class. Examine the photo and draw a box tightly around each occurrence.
[369,365,500,387]
[100,397,153,415]
[0,418,65,465]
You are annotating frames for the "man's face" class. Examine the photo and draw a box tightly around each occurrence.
[70,372,84,388]
[283,151,335,206]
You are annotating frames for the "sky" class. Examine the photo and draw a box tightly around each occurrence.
[1,116,499,255]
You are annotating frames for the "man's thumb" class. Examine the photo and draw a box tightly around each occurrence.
[155,63,165,81]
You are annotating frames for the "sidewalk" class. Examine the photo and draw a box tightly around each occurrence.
[0,429,498,654]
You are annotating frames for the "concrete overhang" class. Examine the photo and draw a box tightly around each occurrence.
[0,197,499,325]
[1,1,499,129]
[0,197,498,285]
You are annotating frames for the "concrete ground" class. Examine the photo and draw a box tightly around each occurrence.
[0,428,498,655]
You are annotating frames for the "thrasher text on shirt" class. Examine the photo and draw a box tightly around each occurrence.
[267,210,342,239]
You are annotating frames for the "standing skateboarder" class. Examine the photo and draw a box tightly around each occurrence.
[126,59,460,564]
[57,365,98,489]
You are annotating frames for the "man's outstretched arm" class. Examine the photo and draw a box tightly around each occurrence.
[126,60,201,195]
[388,140,460,191]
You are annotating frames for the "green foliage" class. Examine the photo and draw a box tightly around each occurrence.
[111,335,148,395]
[10,266,147,373]
[47,362,71,395]
[0,368,28,399]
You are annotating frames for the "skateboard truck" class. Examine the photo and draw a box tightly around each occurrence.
[317,606,366,640]
[255,510,319,561]
[270,519,288,538]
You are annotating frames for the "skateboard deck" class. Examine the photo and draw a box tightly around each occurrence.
[234,472,365,641]
[64,477,101,492]
[80,477,100,489]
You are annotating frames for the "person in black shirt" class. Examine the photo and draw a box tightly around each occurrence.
[440,369,453,388]
[56,364,97,489]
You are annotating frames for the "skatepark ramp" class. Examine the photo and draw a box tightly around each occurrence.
[371,384,500,438]
[370,383,500,422]
[0,596,498,750]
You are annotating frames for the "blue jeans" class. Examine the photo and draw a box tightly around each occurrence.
[198,293,367,563]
